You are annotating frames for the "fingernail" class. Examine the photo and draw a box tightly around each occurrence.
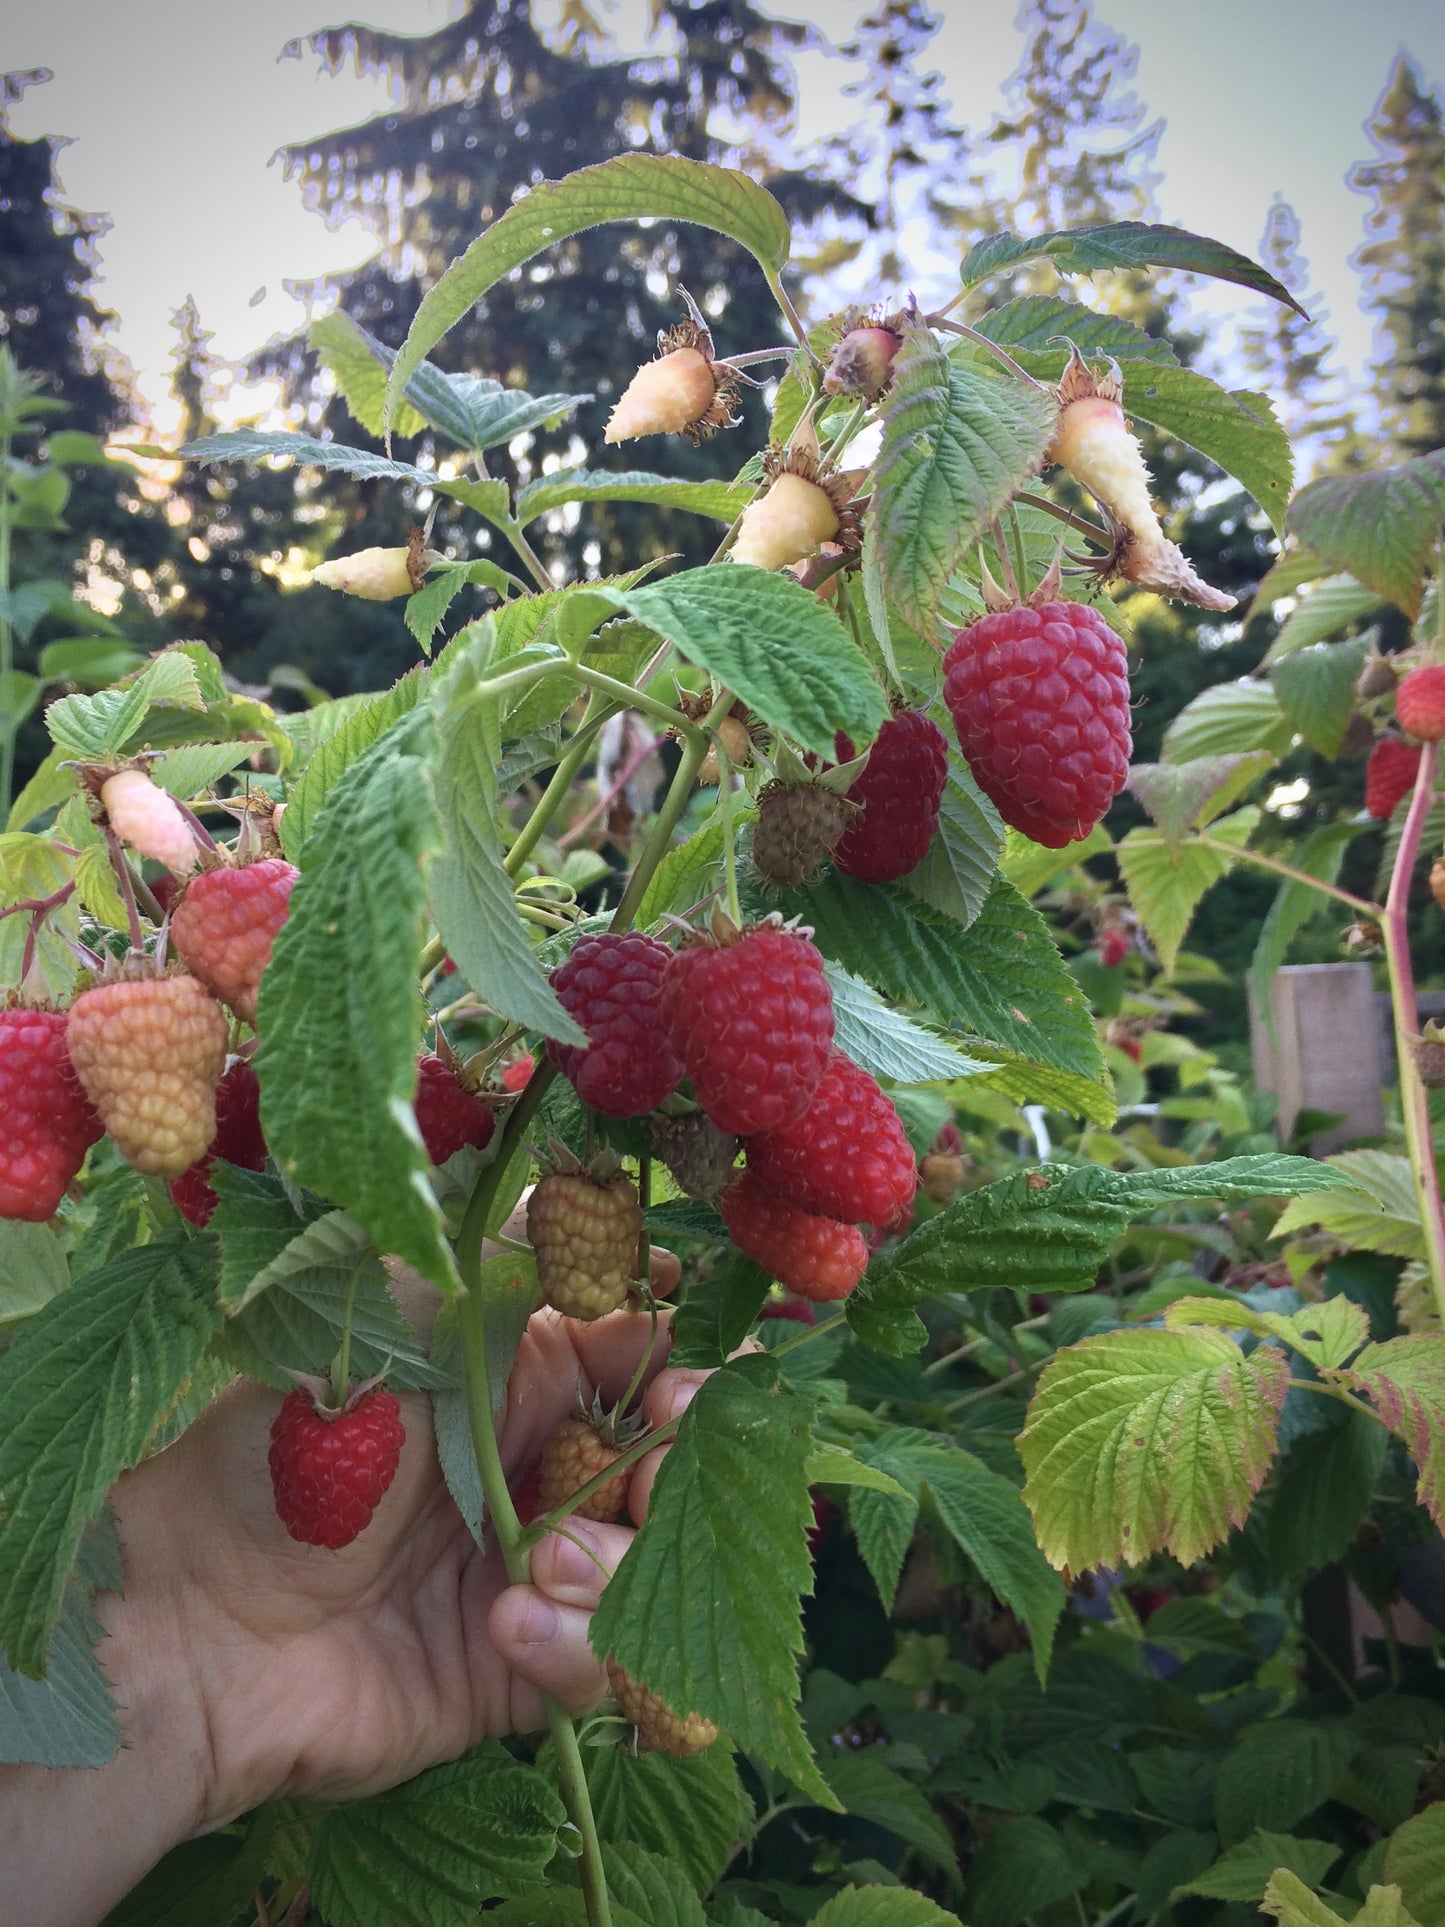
[552,1527,602,1587]
[667,1378,703,1421]
[519,1595,561,1646]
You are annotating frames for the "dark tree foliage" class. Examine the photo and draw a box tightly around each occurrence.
[1240,198,1356,475]
[1350,56,1445,462]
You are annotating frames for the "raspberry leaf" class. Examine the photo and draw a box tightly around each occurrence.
[580,1743,747,1895]
[1287,450,1445,620]
[1273,637,1372,757]
[808,1890,966,1927]
[1384,1802,1445,1925]
[818,1752,960,1882]
[1339,1334,1445,1530]
[0,1235,222,1675]
[280,672,427,859]
[386,154,792,430]
[45,645,204,758]
[1173,1830,1342,1905]
[256,740,460,1290]
[895,767,1003,932]
[823,965,989,1086]
[1115,807,1260,973]
[599,1843,708,1926]
[975,294,1178,366]
[1161,681,1295,763]
[0,1516,122,1767]
[589,1354,834,1805]
[309,1744,568,1923]
[1018,1326,1292,1572]
[0,1220,68,1328]
[960,221,1307,316]
[1271,1150,1422,1259]
[515,468,753,526]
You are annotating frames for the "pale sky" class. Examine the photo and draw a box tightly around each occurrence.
[4,0,1443,430]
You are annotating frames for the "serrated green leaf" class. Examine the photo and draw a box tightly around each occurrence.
[0,1561,120,1766]
[1344,1334,1445,1529]
[896,768,1002,930]
[100,1822,282,1927]
[773,870,1109,1123]
[1161,679,1295,763]
[257,740,457,1290]
[1115,807,1259,973]
[998,821,1112,898]
[666,1248,767,1371]
[0,1237,221,1674]
[516,468,751,525]
[1244,1402,1387,1585]
[1114,366,1292,532]
[869,326,1057,637]
[962,220,1306,312]
[590,1355,832,1802]
[1250,1295,1372,1371]
[1273,637,1370,756]
[8,744,78,829]
[1174,1830,1341,1903]
[37,637,143,686]
[310,310,429,440]
[600,1842,708,1927]
[1273,1150,1421,1259]
[388,154,790,428]
[823,964,988,1086]
[1385,1802,1445,1926]
[177,427,446,488]
[1019,1324,1290,1571]
[405,562,515,657]
[45,647,205,757]
[806,1443,910,1496]
[1214,1722,1355,1845]
[1128,754,1275,849]
[0,1220,68,1328]
[960,1814,1085,1927]
[808,1889,962,1927]
[310,1745,567,1925]
[619,568,886,758]
[637,809,733,926]
[1287,451,1445,620]
[848,1458,919,1614]
[974,294,1178,365]
[280,670,427,858]
[1261,1870,1366,1925]
[1265,574,1385,662]
[147,741,255,799]
[820,1750,958,1878]
[581,1736,747,1895]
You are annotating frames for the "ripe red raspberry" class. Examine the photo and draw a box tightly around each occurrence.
[719,1171,868,1301]
[170,857,298,1026]
[1365,736,1422,819]
[536,1415,630,1524]
[1397,665,1445,742]
[414,1053,496,1164]
[527,1169,643,1319]
[501,1054,535,1093]
[757,1294,816,1325]
[169,1060,267,1226]
[606,1660,718,1758]
[744,1050,915,1229]
[547,932,683,1118]
[0,1008,103,1221]
[943,601,1131,847]
[833,710,949,884]
[1097,927,1130,968]
[751,781,857,890]
[652,1112,739,1200]
[268,1384,405,1548]
[67,975,229,1178]
[660,917,834,1135]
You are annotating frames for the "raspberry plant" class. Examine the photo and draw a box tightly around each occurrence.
[4,156,1445,1924]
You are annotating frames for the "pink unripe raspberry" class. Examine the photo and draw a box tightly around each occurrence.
[100,768,199,876]
[1396,665,1445,742]
[822,325,902,402]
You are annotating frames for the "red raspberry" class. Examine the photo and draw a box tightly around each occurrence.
[547,932,683,1118]
[268,1384,406,1548]
[719,1171,868,1301]
[170,857,298,1026]
[0,1008,103,1220]
[1098,927,1130,968]
[1397,665,1445,742]
[744,1050,915,1229]
[501,1054,535,1093]
[67,975,229,1178]
[660,917,834,1135]
[833,711,949,884]
[536,1415,630,1524]
[757,1294,816,1325]
[606,1660,718,1758]
[414,1054,496,1164]
[943,601,1131,847]
[1365,736,1422,819]
[169,1060,267,1226]
[527,1168,643,1319]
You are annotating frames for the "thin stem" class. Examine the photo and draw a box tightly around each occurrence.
[558,727,666,852]
[713,736,742,926]
[1382,740,1445,1324]
[1013,490,1114,546]
[1201,836,1382,920]
[174,798,221,854]
[0,422,13,820]
[634,1153,651,1288]
[990,517,1021,605]
[477,657,564,702]
[500,517,555,594]
[528,1414,684,1542]
[764,268,814,358]
[719,346,798,369]
[944,1359,1045,1411]
[927,315,1049,389]
[331,1257,364,1408]
[505,698,614,878]
[1289,1377,1387,1426]
[572,664,694,737]
[608,690,732,933]
[820,399,866,468]
[105,827,146,951]
[767,1308,849,1357]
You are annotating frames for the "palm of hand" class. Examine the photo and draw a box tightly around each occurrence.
[106,1306,682,1833]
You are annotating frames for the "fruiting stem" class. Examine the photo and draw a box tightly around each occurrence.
[721,346,798,368]
[505,697,614,879]
[764,268,814,358]
[1012,489,1115,546]
[820,400,866,468]
[608,689,734,933]
[713,734,743,926]
[105,826,147,952]
[634,1152,651,1285]
[572,664,695,738]
[526,1413,683,1544]
[1198,837,1382,920]
[498,516,556,595]
[926,315,1050,390]
[765,1308,850,1356]
[1381,741,1445,1325]
[174,798,222,854]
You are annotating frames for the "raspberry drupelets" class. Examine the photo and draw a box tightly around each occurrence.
[548,931,683,1117]
[720,1171,868,1301]
[1396,665,1445,743]
[660,916,834,1136]
[745,1050,915,1229]
[170,857,298,1026]
[414,1053,496,1164]
[527,1168,643,1320]
[606,1661,718,1757]
[1365,737,1422,819]
[943,600,1131,848]
[833,710,949,884]
[169,1059,268,1227]
[268,1385,406,1548]
[67,974,229,1178]
[536,1415,630,1524]
[0,1008,103,1221]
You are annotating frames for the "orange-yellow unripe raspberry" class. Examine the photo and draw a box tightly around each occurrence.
[67,975,229,1177]
[537,1416,629,1523]
[527,1170,643,1320]
[732,473,842,572]
[606,1660,719,1757]
[605,347,718,444]
[311,547,416,600]
[100,768,199,876]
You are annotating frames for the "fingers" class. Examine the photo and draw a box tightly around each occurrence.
[487,1520,631,1723]
[626,1367,707,1523]
[529,1519,630,1608]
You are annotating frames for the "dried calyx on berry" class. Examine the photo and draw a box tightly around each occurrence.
[821,309,906,403]
[605,296,741,446]
[1045,346,1234,612]
[731,420,862,574]
[312,525,436,601]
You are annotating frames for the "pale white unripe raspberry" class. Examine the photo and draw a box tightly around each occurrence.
[732,473,842,572]
[100,769,199,876]
[311,547,416,600]
[1051,394,1165,549]
[604,347,718,443]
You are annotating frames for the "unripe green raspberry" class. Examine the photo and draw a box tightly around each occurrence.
[527,1169,642,1319]
[751,780,857,890]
